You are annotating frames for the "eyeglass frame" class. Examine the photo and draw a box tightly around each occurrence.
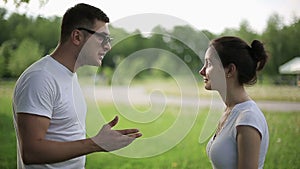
[76,27,113,47]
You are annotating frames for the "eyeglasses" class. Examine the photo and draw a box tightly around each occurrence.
[77,27,113,47]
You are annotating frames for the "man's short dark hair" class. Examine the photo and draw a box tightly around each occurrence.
[60,3,109,43]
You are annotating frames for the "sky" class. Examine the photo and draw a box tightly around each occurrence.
[0,0,300,34]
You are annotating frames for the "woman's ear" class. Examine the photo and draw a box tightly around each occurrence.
[226,63,236,78]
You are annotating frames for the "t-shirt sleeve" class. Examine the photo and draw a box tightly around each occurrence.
[13,71,57,119]
[234,110,264,138]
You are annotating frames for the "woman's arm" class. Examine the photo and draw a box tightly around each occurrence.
[236,125,261,169]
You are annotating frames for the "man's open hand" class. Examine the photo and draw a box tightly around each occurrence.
[92,116,142,152]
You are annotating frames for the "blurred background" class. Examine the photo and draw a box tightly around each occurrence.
[0,0,300,85]
[0,0,299,169]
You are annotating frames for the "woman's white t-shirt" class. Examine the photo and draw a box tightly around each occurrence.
[206,100,269,169]
[13,55,87,169]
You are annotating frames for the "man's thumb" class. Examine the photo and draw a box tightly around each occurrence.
[107,116,119,128]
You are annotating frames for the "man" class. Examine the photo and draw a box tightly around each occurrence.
[13,3,142,169]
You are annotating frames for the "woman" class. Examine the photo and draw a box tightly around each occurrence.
[199,36,269,169]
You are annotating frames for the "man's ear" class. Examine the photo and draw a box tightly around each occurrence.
[71,29,83,46]
[226,63,236,78]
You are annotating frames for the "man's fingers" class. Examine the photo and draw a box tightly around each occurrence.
[116,129,143,138]
[116,129,140,135]
[127,132,143,138]
[107,116,119,128]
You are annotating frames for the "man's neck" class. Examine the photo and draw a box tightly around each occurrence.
[50,43,78,73]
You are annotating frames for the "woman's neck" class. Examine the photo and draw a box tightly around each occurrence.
[221,84,251,109]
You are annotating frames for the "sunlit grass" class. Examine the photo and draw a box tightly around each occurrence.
[246,84,300,102]
[130,77,300,102]
[0,81,16,169]
[85,104,212,169]
[1,79,299,169]
[84,102,300,169]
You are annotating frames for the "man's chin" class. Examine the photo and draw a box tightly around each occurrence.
[89,60,102,67]
[97,60,102,66]
[81,62,101,67]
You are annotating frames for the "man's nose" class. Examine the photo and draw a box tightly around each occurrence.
[103,43,111,52]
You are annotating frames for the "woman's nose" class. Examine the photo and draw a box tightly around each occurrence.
[199,66,206,76]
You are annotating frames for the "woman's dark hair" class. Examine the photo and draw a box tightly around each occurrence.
[60,3,110,43]
[210,36,268,85]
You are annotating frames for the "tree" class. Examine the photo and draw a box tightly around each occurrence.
[236,20,259,44]
[220,27,238,37]
[0,8,9,44]
[1,0,48,7]
[280,18,300,64]
[170,25,205,73]
[262,13,285,76]
[30,16,60,53]
[0,39,16,78]
[8,38,43,77]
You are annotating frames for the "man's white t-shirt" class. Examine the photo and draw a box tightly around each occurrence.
[13,55,87,169]
[206,100,269,169]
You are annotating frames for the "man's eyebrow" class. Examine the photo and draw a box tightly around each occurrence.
[94,31,110,37]
[101,32,109,35]
[96,31,109,35]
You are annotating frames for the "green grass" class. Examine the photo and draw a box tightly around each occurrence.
[263,112,300,169]
[245,84,300,102]
[84,104,211,169]
[84,103,300,169]
[0,81,16,169]
[130,77,300,102]
[1,79,300,168]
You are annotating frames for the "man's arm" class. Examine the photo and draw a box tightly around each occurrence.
[17,113,141,165]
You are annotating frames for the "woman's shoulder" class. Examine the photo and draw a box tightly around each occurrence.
[234,100,262,114]
[234,100,268,132]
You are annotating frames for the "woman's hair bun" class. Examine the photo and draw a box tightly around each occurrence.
[250,40,268,71]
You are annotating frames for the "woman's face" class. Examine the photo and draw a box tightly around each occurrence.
[199,47,226,91]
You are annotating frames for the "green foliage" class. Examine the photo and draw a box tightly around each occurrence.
[31,16,60,52]
[262,14,285,76]
[8,38,43,77]
[0,51,4,77]
[261,13,300,79]
[2,0,48,7]
[236,20,260,43]
[0,8,9,44]
[0,39,17,78]
[0,8,300,85]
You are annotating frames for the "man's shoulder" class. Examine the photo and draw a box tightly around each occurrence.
[16,57,58,88]
[20,55,59,80]
[24,55,51,71]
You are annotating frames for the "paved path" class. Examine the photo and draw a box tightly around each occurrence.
[83,86,300,112]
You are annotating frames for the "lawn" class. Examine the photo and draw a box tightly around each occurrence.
[0,80,299,169]
[129,77,300,102]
